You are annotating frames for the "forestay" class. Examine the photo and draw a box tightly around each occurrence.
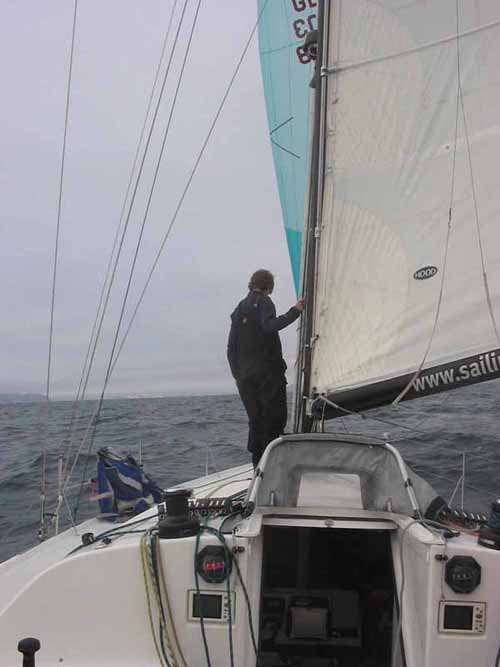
[311,1,500,413]
[257,0,316,293]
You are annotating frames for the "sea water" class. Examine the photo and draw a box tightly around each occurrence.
[1,383,499,562]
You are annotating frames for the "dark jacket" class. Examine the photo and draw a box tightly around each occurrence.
[227,291,301,381]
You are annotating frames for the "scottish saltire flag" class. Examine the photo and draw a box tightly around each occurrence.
[93,447,163,516]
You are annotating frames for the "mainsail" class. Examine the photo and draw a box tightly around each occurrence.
[257,0,316,293]
[307,1,500,415]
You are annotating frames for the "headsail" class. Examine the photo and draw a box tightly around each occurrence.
[309,1,500,415]
[257,0,316,293]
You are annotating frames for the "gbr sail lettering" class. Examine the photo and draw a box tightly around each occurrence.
[291,0,317,64]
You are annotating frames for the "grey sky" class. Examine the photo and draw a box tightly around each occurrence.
[0,1,299,398]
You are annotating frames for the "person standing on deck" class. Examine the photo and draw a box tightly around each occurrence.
[227,269,304,468]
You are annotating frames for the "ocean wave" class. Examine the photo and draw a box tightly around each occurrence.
[1,389,499,562]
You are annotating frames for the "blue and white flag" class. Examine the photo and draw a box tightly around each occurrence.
[92,447,163,517]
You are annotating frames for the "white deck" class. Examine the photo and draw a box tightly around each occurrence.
[0,463,252,616]
[1,442,500,667]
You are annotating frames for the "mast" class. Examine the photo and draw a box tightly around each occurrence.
[294,0,330,433]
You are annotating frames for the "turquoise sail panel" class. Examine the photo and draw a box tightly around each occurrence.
[257,0,315,294]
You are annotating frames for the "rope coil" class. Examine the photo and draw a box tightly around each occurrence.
[141,530,187,667]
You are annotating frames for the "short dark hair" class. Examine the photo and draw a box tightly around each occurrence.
[248,269,274,292]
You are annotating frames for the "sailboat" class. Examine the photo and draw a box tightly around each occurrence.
[2,1,500,665]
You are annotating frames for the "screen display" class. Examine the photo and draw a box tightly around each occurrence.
[192,593,223,619]
[443,605,474,630]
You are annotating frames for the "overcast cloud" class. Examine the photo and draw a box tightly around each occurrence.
[0,1,299,398]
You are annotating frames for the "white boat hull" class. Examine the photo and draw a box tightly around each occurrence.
[1,437,499,667]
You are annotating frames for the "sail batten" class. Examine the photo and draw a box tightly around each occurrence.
[309,0,500,410]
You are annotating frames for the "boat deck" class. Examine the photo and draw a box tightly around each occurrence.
[0,463,253,615]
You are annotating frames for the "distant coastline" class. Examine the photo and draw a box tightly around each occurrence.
[0,393,46,404]
[0,390,240,404]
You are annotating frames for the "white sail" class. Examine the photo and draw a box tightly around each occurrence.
[311,0,500,410]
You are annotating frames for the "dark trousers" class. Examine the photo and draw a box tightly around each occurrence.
[237,373,287,468]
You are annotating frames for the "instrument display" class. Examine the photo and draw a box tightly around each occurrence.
[438,601,486,634]
[188,590,235,623]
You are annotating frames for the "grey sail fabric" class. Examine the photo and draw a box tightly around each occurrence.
[254,434,438,517]
[311,1,500,406]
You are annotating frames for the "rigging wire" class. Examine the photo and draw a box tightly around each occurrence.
[315,395,429,435]
[39,0,79,541]
[394,4,500,403]
[391,433,500,495]
[408,462,486,501]
[456,34,500,344]
[383,387,500,477]
[107,0,204,380]
[319,405,498,503]
[318,394,500,502]
[75,0,180,405]
[321,397,500,491]
[51,1,181,529]
[60,0,190,495]
[107,0,270,380]
[325,390,500,502]
[66,0,268,519]
[392,7,462,406]
[46,0,79,401]
[72,0,199,519]
[59,0,180,486]
[447,467,465,508]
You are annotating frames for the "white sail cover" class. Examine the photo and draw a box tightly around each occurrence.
[311,0,500,408]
